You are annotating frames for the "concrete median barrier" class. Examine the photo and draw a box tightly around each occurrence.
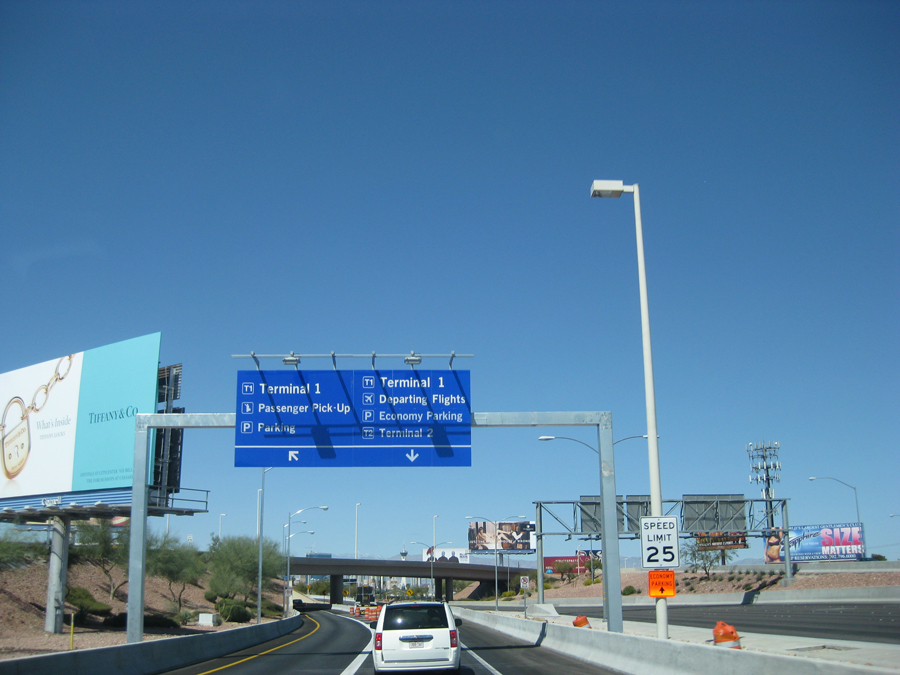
[0,616,305,675]
[453,608,896,675]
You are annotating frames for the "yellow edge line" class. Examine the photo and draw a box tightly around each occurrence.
[194,615,321,675]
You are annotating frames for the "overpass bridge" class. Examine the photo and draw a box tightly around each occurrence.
[288,556,533,603]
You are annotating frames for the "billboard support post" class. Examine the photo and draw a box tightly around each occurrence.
[43,516,70,633]
[782,501,793,582]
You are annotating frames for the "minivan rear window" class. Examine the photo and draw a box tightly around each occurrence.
[383,606,449,630]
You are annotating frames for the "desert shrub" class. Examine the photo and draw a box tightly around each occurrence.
[204,589,218,603]
[622,585,638,596]
[743,582,754,591]
[217,598,255,622]
[66,586,112,619]
[174,610,195,626]
[543,582,552,590]
[225,604,252,623]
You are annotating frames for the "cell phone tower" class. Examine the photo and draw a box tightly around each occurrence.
[748,441,781,530]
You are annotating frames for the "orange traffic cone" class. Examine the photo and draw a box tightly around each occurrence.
[712,621,741,648]
[572,615,591,628]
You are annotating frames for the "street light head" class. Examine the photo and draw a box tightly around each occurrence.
[538,436,555,441]
[809,477,817,481]
[320,506,329,511]
[590,179,625,198]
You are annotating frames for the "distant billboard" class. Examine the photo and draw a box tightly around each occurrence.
[421,547,470,564]
[467,520,535,554]
[543,551,600,573]
[764,523,866,563]
[0,333,161,501]
[695,532,749,551]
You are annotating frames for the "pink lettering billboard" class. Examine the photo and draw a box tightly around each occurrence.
[765,522,866,562]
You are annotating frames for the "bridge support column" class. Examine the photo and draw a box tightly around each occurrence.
[329,574,344,605]
[44,516,70,634]
[434,578,444,601]
[444,578,454,601]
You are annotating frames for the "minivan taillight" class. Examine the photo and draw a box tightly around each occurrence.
[450,630,458,648]
[374,632,382,650]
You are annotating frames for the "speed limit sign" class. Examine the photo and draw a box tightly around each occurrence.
[640,516,680,569]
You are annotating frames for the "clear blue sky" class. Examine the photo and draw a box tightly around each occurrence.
[2,1,897,564]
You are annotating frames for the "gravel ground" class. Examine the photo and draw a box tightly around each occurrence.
[0,560,284,661]
[2,561,898,661]
[455,569,900,600]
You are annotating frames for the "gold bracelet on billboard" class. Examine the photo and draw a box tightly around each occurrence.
[1,356,73,479]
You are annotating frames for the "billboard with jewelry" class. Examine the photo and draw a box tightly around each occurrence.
[1,333,160,500]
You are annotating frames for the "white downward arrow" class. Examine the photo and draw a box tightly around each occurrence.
[406,450,419,462]
[288,450,299,461]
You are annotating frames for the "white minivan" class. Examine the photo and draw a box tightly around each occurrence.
[370,601,462,673]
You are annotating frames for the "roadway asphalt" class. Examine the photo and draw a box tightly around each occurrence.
[554,602,900,644]
[155,611,625,675]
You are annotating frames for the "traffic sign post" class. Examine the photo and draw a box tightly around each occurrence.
[648,570,676,598]
[640,516,680,569]
[520,576,530,618]
[235,370,471,467]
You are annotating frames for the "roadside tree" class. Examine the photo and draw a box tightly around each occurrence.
[74,519,130,601]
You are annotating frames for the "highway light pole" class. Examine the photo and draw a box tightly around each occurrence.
[466,515,525,612]
[591,179,667,639]
[257,467,272,625]
[285,505,328,584]
[355,502,361,559]
[411,540,451,600]
[809,476,862,524]
[538,434,636,632]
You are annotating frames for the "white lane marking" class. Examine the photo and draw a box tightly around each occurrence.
[460,641,504,675]
[333,611,374,674]
[339,650,371,675]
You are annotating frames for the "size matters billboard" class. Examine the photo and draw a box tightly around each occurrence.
[764,522,866,563]
[0,333,161,501]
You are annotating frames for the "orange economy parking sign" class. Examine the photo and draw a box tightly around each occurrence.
[648,570,676,598]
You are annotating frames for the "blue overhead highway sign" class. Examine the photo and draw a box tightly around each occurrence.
[234,370,471,467]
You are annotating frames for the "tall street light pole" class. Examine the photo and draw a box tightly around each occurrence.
[466,515,525,612]
[355,503,361,560]
[538,434,640,632]
[257,467,273,625]
[283,529,314,616]
[591,179,667,639]
[286,506,328,578]
[284,505,328,616]
[809,476,862,532]
[411,540,452,600]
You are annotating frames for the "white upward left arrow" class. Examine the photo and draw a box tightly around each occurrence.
[406,449,419,462]
[288,451,299,461]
